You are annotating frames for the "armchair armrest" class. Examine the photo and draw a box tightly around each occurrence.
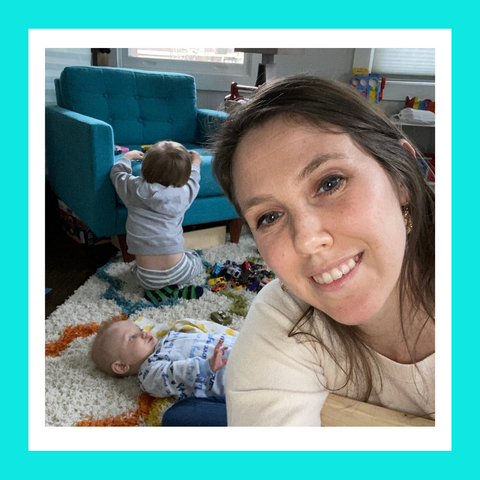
[195,108,228,146]
[45,106,116,237]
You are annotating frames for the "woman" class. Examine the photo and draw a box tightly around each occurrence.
[212,75,435,426]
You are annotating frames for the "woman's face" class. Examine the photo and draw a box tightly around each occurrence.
[233,116,409,327]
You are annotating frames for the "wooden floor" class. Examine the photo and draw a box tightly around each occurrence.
[45,183,119,318]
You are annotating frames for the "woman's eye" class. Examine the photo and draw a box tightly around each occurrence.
[318,175,344,194]
[131,335,136,340]
[257,211,282,229]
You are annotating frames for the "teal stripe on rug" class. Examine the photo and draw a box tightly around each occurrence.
[95,257,180,315]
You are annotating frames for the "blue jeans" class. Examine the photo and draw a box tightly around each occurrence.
[162,395,227,427]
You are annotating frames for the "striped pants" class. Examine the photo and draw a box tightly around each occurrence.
[131,250,204,290]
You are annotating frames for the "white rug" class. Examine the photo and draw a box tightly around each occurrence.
[45,233,263,427]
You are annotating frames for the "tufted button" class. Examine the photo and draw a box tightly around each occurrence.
[109,117,113,122]
[103,93,108,98]
[138,118,143,123]
[168,119,173,124]
[164,97,169,102]
[134,95,139,100]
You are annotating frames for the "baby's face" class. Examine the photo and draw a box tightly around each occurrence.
[106,321,159,372]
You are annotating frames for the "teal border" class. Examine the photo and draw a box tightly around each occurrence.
[9,1,474,477]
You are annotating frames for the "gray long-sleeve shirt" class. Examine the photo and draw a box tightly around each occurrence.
[110,157,200,255]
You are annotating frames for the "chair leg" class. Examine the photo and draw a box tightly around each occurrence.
[117,234,135,263]
[229,218,243,244]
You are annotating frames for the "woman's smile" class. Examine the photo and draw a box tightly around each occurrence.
[310,251,363,291]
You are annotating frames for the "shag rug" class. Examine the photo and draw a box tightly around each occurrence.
[45,233,263,427]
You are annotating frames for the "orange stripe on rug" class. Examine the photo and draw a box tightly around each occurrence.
[75,392,157,427]
[45,314,128,357]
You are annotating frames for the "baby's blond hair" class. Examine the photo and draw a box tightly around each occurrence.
[91,319,127,378]
[141,141,191,187]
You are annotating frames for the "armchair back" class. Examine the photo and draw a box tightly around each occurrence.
[55,66,198,146]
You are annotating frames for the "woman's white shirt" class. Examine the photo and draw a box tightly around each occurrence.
[225,279,435,426]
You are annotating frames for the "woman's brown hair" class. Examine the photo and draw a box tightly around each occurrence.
[212,74,435,400]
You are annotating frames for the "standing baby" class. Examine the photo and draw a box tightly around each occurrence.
[110,141,204,304]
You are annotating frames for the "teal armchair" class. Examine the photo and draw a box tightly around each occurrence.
[45,66,240,261]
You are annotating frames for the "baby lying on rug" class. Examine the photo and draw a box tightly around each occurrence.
[91,317,237,400]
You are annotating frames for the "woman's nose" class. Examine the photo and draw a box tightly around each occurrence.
[292,211,332,256]
[141,331,148,339]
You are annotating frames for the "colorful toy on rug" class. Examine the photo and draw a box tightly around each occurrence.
[210,310,233,326]
[206,259,276,294]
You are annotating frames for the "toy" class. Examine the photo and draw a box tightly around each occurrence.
[231,281,243,290]
[207,259,276,293]
[227,265,242,279]
[405,96,435,113]
[248,279,260,292]
[211,281,228,292]
[141,144,152,152]
[210,311,233,326]
[350,73,386,104]
[224,82,258,113]
[211,262,223,276]
[114,145,129,155]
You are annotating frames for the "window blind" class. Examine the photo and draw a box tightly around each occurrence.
[372,48,435,76]
[45,48,91,105]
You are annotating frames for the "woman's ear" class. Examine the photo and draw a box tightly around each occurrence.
[399,138,417,157]
[112,361,130,375]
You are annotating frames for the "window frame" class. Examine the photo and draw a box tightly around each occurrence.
[110,48,259,91]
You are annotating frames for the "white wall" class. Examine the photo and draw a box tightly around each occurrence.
[196,48,356,110]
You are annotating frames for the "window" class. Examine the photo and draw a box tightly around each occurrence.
[111,48,257,91]
[371,48,435,76]
[130,48,244,64]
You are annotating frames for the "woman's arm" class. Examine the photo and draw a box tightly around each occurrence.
[225,280,329,426]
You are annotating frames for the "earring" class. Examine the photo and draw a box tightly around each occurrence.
[281,282,288,292]
[403,205,413,235]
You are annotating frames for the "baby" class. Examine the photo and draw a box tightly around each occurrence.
[91,319,236,399]
[110,141,204,304]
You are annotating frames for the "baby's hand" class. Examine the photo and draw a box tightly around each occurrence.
[208,339,228,373]
[123,150,144,161]
[189,151,202,166]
